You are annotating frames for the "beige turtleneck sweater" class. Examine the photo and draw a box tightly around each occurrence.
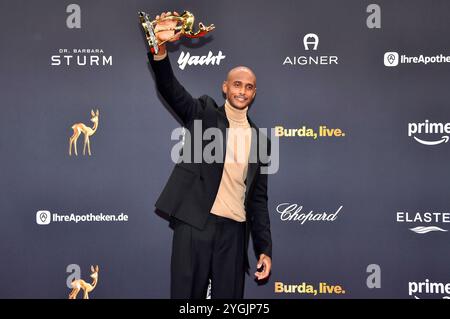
[210,100,252,222]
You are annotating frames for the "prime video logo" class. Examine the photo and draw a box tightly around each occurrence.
[408,120,450,146]
[409,280,450,299]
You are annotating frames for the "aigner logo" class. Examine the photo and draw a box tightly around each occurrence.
[283,33,339,66]
[69,109,100,156]
[303,33,319,50]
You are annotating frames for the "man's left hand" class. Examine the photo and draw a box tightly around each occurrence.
[255,254,271,280]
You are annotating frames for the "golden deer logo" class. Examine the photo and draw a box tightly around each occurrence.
[68,265,99,299]
[69,109,99,156]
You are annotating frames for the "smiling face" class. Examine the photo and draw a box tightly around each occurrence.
[222,66,256,109]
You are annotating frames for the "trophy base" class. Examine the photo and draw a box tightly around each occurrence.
[138,11,160,55]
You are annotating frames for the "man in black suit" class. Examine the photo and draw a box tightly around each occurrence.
[148,11,272,299]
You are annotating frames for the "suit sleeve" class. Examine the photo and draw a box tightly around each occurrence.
[148,52,204,126]
[248,139,272,259]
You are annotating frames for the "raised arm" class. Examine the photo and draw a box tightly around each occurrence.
[147,11,203,126]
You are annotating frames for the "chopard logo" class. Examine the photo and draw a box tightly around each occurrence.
[276,203,343,224]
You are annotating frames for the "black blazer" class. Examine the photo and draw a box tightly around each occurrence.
[148,52,272,270]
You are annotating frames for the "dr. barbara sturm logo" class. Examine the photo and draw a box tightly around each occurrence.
[36,210,128,225]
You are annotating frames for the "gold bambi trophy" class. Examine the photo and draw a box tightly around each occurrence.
[68,265,99,299]
[138,11,215,54]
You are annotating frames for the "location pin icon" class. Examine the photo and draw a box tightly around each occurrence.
[388,54,395,64]
[36,210,50,225]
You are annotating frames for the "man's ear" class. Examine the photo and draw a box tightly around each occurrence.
[222,81,228,95]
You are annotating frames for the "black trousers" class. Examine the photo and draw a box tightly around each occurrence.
[170,213,246,299]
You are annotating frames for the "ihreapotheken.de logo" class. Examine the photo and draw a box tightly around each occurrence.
[36,210,128,225]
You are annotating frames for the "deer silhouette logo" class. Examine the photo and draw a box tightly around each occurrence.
[68,265,99,299]
[69,109,99,156]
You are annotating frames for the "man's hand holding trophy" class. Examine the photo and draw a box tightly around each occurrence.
[138,10,215,56]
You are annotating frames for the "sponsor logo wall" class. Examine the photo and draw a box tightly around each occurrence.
[0,0,449,298]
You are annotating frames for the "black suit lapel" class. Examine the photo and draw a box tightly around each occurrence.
[245,118,259,199]
[216,105,228,165]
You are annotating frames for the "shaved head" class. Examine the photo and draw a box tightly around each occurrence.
[226,66,256,84]
[223,66,257,110]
